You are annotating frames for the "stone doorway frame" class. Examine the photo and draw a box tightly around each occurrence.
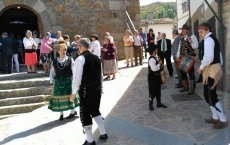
[0,5,43,37]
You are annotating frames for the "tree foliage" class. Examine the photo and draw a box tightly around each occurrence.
[140,2,177,20]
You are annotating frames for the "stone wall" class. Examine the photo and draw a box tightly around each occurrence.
[222,0,230,91]
[0,0,140,60]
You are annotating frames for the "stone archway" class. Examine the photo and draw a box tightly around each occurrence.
[0,0,61,37]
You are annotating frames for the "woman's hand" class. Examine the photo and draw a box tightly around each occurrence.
[69,94,76,102]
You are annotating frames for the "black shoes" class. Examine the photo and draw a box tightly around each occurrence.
[83,140,96,145]
[99,134,108,140]
[149,104,154,111]
[157,103,167,108]
[66,111,77,119]
[59,115,63,121]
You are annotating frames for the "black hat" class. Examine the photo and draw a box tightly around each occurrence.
[148,44,158,54]
[179,24,191,30]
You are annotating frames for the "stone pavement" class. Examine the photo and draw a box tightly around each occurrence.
[0,58,230,145]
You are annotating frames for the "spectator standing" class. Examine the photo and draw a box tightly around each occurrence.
[9,33,20,73]
[90,34,101,58]
[0,32,13,74]
[102,36,117,80]
[123,30,134,67]
[147,28,155,49]
[40,32,53,73]
[23,30,38,73]
[138,28,147,59]
[133,30,143,66]
[17,35,24,64]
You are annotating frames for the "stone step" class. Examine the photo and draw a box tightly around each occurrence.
[0,78,50,90]
[0,102,46,116]
[0,95,51,107]
[0,113,26,120]
[0,72,49,81]
[0,87,52,98]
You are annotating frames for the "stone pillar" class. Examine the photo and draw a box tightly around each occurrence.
[147,11,154,24]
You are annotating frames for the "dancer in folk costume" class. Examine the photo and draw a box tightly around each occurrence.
[197,22,228,129]
[148,46,167,111]
[70,38,107,145]
[49,40,79,121]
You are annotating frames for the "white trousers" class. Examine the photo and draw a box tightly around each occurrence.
[12,54,19,72]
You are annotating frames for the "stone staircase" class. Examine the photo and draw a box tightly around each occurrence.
[0,71,51,120]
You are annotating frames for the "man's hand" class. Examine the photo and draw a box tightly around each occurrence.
[69,94,76,102]
[158,60,163,65]
[197,68,203,74]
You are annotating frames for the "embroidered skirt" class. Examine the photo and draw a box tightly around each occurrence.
[48,76,79,112]
[103,59,117,74]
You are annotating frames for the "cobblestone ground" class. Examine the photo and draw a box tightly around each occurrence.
[0,58,229,145]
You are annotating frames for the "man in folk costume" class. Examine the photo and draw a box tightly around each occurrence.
[197,23,228,129]
[70,38,107,145]
[176,24,198,95]
[148,46,167,111]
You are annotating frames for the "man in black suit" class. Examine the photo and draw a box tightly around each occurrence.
[0,32,13,74]
[157,33,173,76]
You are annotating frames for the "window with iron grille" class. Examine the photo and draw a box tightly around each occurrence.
[182,0,189,13]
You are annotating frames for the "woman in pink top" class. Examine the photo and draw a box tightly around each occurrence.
[40,32,53,73]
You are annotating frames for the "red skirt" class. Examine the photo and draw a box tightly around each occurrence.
[25,52,37,65]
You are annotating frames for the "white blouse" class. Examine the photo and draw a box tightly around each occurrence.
[49,56,74,84]
[23,37,37,50]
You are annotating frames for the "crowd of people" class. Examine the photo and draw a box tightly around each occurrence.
[0,21,228,144]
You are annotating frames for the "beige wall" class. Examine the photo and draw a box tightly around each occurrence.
[177,0,189,28]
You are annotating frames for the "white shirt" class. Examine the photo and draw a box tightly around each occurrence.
[148,58,161,71]
[23,37,37,50]
[49,56,74,84]
[109,36,114,44]
[199,32,214,70]
[220,52,223,66]
[133,35,142,46]
[176,34,198,58]
[72,55,85,94]
[161,39,167,52]
[90,40,101,57]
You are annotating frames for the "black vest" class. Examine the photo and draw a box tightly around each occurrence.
[199,34,220,64]
[198,39,204,61]
[148,56,160,75]
[53,57,72,78]
[80,51,101,88]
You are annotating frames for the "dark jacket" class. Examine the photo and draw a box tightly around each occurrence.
[147,33,155,44]
[11,38,19,54]
[102,43,116,60]
[157,39,172,57]
[0,37,13,55]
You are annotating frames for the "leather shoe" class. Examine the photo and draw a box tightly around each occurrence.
[212,121,228,129]
[175,84,183,88]
[204,118,219,124]
[157,103,167,108]
[149,104,154,111]
[59,115,63,121]
[83,140,96,145]
[66,111,77,119]
[99,134,108,140]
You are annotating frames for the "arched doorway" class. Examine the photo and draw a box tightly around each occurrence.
[0,5,43,39]
[0,5,43,64]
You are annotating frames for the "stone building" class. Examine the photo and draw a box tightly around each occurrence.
[176,0,230,92]
[0,0,140,60]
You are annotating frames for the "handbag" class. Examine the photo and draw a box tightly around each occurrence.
[160,71,167,84]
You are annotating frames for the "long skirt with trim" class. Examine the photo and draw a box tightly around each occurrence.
[48,76,79,112]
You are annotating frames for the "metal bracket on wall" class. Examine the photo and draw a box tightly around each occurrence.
[204,0,227,30]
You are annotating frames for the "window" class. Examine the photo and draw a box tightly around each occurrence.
[182,0,189,13]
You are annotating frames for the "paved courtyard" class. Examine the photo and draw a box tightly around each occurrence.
[0,59,229,145]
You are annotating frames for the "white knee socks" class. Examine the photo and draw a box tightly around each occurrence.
[84,125,94,143]
[210,106,219,120]
[215,102,227,122]
[71,109,75,114]
[93,115,106,135]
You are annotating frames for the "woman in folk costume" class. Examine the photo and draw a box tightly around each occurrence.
[148,46,167,111]
[197,22,228,129]
[49,40,79,121]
